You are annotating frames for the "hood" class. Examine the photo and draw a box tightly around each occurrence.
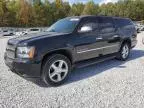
[8,32,68,45]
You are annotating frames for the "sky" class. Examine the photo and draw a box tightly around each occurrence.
[62,0,119,5]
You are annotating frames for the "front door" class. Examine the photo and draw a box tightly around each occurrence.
[74,17,103,61]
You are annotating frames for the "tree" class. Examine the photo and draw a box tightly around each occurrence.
[0,0,8,26]
[7,0,19,26]
[0,0,144,27]
[100,3,116,16]
[54,0,69,21]
[69,3,85,16]
[82,1,99,15]
[18,0,32,26]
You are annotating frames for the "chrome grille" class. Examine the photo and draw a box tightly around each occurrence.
[6,44,15,51]
[6,44,16,59]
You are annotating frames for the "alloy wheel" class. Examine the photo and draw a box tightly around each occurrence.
[48,60,68,82]
[121,44,129,59]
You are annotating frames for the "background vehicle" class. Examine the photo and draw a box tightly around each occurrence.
[4,16,137,86]
[134,24,140,33]
[140,25,144,31]
[24,28,42,35]
[15,31,26,36]
[2,29,14,36]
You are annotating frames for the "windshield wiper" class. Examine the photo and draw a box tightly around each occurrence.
[48,29,56,32]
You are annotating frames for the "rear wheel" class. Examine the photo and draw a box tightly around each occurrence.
[116,43,130,61]
[41,54,72,86]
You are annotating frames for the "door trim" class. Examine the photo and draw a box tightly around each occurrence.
[77,44,118,54]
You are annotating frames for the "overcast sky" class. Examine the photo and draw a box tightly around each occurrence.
[62,0,119,5]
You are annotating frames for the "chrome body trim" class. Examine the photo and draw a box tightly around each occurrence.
[77,44,118,54]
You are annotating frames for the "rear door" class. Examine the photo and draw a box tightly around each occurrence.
[99,17,121,55]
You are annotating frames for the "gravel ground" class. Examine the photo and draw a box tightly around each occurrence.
[0,32,144,108]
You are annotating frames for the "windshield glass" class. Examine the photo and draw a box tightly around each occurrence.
[47,18,79,33]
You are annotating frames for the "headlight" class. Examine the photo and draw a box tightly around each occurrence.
[16,46,35,59]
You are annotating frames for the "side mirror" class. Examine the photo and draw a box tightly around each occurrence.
[78,26,92,33]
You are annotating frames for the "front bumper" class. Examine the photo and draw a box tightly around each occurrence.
[131,40,137,48]
[4,53,41,78]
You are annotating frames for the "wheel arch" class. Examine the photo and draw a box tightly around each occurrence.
[40,49,73,75]
[121,38,131,48]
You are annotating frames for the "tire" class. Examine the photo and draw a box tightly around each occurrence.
[116,43,130,61]
[41,54,72,86]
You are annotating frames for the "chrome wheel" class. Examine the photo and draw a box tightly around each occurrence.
[48,60,68,82]
[122,44,129,59]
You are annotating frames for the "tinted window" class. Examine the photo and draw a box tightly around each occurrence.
[114,18,133,28]
[99,17,115,33]
[78,18,99,32]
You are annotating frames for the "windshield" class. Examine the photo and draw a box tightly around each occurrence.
[47,18,79,33]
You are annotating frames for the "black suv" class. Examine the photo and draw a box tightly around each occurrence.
[4,16,137,86]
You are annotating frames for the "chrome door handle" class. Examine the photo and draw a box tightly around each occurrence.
[113,35,119,38]
[96,37,103,40]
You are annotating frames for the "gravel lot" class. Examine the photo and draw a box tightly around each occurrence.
[0,32,144,108]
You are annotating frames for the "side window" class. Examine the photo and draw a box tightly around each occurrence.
[115,19,122,28]
[115,18,133,28]
[78,18,99,33]
[99,17,115,33]
[82,22,98,30]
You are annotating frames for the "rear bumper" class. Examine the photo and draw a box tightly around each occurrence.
[4,53,41,78]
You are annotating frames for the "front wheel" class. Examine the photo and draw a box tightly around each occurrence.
[41,54,72,86]
[116,43,130,61]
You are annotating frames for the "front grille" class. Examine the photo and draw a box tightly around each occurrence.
[6,44,15,51]
[6,44,16,59]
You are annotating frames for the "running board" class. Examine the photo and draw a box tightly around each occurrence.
[75,54,116,68]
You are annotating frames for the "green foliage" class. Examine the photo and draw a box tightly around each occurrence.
[69,3,85,16]
[82,1,99,15]
[0,0,144,27]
